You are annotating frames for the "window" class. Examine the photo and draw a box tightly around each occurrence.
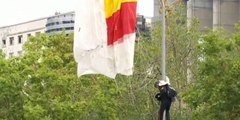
[65,27,74,30]
[27,34,31,38]
[9,52,14,57]
[18,51,22,56]
[46,23,55,27]
[65,27,70,30]
[10,37,14,45]
[2,39,6,47]
[56,28,62,31]
[18,35,23,44]
[62,21,71,24]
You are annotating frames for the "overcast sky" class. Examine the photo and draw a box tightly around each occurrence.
[0,0,153,27]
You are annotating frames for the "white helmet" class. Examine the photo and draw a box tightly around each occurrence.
[158,76,171,86]
[158,80,168,86]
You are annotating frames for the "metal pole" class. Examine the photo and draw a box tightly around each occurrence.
[161,0,166,82]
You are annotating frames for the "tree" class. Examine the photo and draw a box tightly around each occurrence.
[152,2,200,119]
[0,2,201,119]
[183,23,240,120]
[0,51,24,119]
[0,33,121,120]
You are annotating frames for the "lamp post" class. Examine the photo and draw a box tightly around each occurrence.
[161,0,166,82]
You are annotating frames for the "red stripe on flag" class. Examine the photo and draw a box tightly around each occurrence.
[106,2,137,46]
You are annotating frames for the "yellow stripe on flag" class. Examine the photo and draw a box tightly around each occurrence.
[104,0,137,18]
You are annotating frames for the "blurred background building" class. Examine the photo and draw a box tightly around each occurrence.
[153,0,240,32]
[46,12,75,36]
[187,0,240,32]
[153,0,181,26]
[0,12,147,58]
[0,18,47,58]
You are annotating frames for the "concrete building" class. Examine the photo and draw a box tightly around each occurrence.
[153,0,161,25]
[137,14,146,32]
[0,18,47,58]
[153,0,184,26]
[0,11,146,58]
[0,12,75,58]
[46,12,75,36]
[187,0,240,32]
[153,0,240,31]
[145,17,153,28]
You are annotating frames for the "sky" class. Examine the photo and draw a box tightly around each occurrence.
[0,0,153,27]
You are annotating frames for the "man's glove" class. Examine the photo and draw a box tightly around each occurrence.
[155,93,161,101]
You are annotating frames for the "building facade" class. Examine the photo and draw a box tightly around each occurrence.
[0,18,47,58]
[187,0,240,31]
[0,12,75,58]
[153,0,161,23]
[153,0,240,32]
[137,14,146,32]
[0,11,146,58]
[46,12,75,36]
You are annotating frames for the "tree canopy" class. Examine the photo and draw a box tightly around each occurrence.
[0,3,240,120]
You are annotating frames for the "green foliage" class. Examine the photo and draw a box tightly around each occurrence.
[0,32,163,120]
[0,33,118,120]
[2,4,240,120]
[183,26,240,119]
[152,3,200,119]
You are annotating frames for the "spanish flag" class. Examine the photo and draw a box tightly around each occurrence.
[74,0,137,79]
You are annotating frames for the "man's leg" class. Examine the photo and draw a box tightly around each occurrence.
[159,103,167,120]
[165,103,171,120]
